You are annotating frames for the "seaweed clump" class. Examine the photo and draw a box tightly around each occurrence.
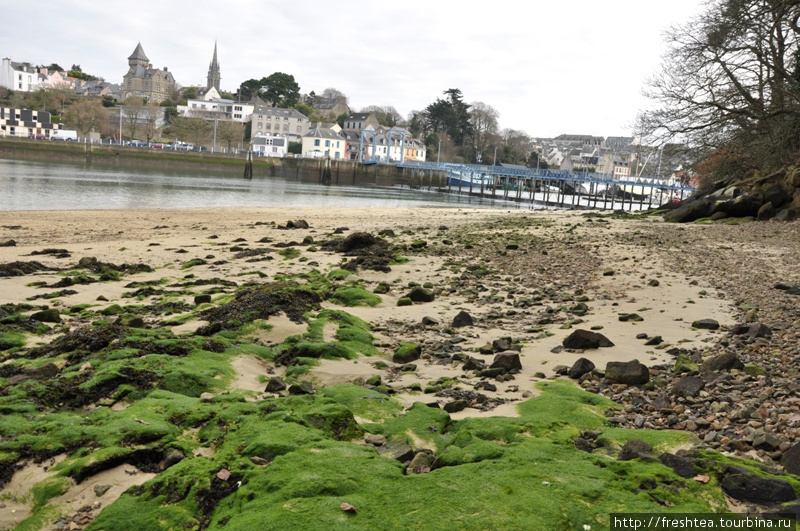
[320,231,395,272]
[197,282,322,335]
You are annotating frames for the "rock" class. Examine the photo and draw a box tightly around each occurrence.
[462,357,486,372]
[658,453,697,478]
[27,362,59,381]
[753,431,781,451]
[452,311,474,328]
[286,219,309,229]
[748,323,772,338]
[491,338,511,352]
[647,279,660,287]
[30,308,61,323]
[474,381,497,392]
[665,198,713,223]
[365,434,387,446]
[393,343,421,364]
[618,313,643,322]
[288,381,314,395]
[377,439,415,462]
[421,316,439,326]
[397,297,413,307]
[568,358,595,379]
[249,456,270,465]
[490,351,522,371]
[0,240,16,247]
[407,286,435,303]
[721,472,795,503]
[692,319,720,330]
[217,469,231,481]
[93,484,112,497]
[553,365,569,376]
[644,335,663,346]
[194,294,212,305]
[340,502,357,514]
[757,201,776,221]
[444,399,469,413]
[562,329,614,349]
[407,451,435,474]
[618,439,654,461]
[605,360,650,385]
[163,449,185,469]
[570,302,589,316]
[670,376,704,398]
[704,352,744,372]
[373,281,391,294]
[781,443,800,475]
[264,377,287,393]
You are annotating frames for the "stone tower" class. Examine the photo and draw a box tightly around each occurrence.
[128,42,149,70]
[207,41,221,92]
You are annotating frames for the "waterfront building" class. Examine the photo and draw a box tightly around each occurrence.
[251,107,309,144]
[121,43,176,103]
[0,59,42,92]
[0,106,61,138]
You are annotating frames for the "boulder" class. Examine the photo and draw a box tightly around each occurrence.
[757,201,776,221]
[670,376,704,398]
[658,453,697,478]
[286,219,309,229]
[421,316,439,326]
[194,294,212,305]
[443,400,469,413]
[563,329,614,349]
[393,343,422,364]
[26,362,59,381]
[721,472,795,503]
[288,381,314,395]
[568,358,595,379]
[451,310,473,328]
[30,308,61,323]
[692,319,720,330]
[377,440,415,463]
[490,351,522,371]
[491,338,511,352]
[605,360,650,385]
[748,323,772,338]
[265,377,287,393]
[618,439,654,461]
[407,286,435,303]
[781,443,800,476]
[461,357,486,372]
[704,352,744,372]
[407,451,435,474]
[664,198,713,223]
[163,449,186,469]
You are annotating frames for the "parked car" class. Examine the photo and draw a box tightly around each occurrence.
[150,143,164,149]
[129,140,149,147]
[28,133,46,139]
[192,146,208,152]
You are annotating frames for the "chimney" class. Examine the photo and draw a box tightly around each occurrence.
[163,66,168,71]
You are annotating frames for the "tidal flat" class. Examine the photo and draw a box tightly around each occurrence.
[1,207,799,530]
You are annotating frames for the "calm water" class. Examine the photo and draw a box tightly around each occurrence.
[0,158,514,211]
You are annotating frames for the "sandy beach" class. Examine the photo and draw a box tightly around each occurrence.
[2,206,800,529]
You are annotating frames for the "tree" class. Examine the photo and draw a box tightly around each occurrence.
[500,128,531,165]
[216,121,244,152]
[407,110,425,138]
[238,79,262,101]
[44,63,64,72]
[424,89,473,148]
[64,99,108,137]
[639,0,800,183]
[360,105,402,127]
[168,116,212,146]
[322,87,348,103]
[122,96,146,140]
[182,87,199,101]
[469,102,499,162]
[140,104,161,142]
[262,72,300,107]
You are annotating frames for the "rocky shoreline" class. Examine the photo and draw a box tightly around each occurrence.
[1,207,799,529]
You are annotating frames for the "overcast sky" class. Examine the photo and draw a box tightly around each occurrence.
[2,0,703,138]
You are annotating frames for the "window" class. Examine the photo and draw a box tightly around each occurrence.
[257,123,262,129]
[336,141,340,148]
[325,140,330,147]
[265,124,271,130]
[235,106,242,111]
[283,125,288,131]
[234,114,241,119]
[296,126,301,132]
[335,151,340,159]
[314,139,320,146]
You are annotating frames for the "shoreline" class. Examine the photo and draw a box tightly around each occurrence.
[2,207,800,529]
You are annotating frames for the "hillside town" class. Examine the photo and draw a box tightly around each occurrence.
[0,42,686,178]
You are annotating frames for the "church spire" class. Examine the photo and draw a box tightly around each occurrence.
[207,41,221,92]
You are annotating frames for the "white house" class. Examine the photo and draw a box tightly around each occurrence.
[253,134,287,157]
[302,125,346,159]
[177,98,254,123]
[0,58,42,92]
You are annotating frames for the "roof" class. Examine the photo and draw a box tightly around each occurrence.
[253,135,286,147]
[128,43,149,62]
[304,126,343,140]
[253,106,308,120]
